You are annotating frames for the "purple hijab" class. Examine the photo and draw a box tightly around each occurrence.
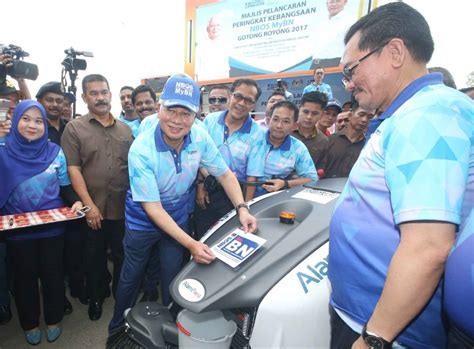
[0,100,60,208]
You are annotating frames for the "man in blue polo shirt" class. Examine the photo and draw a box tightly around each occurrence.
[255,100,317,197]
[118,86,140,137]
[328,3,472,349]
[108,74,257,333]
[302,67,333,100]
[194,78,266,240]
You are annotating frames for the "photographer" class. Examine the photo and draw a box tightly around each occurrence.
[1,53,32,101]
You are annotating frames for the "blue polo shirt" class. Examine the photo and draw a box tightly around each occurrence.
[444,93,474,339]
[302,82,333,99]
[256,131,318,197]
[203,111,266,181]
[118,115,141,138]
[328,74,472,348]
[3,149,71,240]
[125,121,229,231]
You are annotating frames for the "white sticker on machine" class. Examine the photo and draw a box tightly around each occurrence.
[178,279,206,302]
[292,188,340,204]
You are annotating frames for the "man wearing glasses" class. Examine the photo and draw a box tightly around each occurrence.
[302,67,333,100]
[328,3,473,349]
[207,84,230,114]
[194,78,266,240]
[109,74,257,333]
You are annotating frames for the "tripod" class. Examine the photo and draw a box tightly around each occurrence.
[61,67,78,117]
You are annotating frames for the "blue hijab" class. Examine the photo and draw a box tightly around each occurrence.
[0,100,60,208]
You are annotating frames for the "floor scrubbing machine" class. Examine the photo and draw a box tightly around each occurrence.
[107,178,347,349]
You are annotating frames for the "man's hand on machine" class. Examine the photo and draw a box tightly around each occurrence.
[190,240,216,264]
[238,209,257,234]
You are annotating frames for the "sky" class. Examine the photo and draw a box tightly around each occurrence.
[3,0,472,116]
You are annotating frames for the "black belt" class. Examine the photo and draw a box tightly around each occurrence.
[451,324,474,348]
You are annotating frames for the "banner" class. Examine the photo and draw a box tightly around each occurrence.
[194,0,364,81]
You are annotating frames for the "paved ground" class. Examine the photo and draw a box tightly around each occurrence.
[0,294,113,349]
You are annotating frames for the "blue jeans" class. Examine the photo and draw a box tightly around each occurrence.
[0,242,10,306]
[108,226,187,332]
[142,243,160,292]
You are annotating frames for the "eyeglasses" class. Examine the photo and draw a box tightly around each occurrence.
[208,96,228,105]
[270,116,293,126]
[316,72,324,76]
[232,92,256,105]
[341,43,387,87]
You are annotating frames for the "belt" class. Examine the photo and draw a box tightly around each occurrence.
[451,324,474,348]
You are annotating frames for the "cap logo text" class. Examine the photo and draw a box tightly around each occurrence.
[175,82,193,97]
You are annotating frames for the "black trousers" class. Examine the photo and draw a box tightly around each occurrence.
[330,306,361,349]
[7,235,64,331]
[64,220,87,296]
[193,189,234,240]
[86,219,124,301]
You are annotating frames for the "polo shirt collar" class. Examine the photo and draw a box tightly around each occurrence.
[379,73,443,121]
[265,130,291,151]
[154,121,192,152]
[218,110,252,134]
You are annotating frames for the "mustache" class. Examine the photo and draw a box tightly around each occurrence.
[140,107,154,113]
[95,101,109,106]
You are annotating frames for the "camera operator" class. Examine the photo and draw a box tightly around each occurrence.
[1,53,31,100]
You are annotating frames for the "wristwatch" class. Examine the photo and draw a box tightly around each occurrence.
[362,323,392,349]
[235,203,250,215]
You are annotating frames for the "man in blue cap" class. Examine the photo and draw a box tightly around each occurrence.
[108,74,257,333]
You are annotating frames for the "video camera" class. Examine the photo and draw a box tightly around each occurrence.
[0,44,39,84]
[62,47,93,72]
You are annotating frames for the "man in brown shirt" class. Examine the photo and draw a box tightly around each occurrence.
[322,101,375,178]
[61,74,133,321]
[292,91,329,170]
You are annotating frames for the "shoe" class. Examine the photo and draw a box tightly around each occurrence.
[47,325,62,342]
[139,289,159,303]
[25,328,41,345]
[88,300,103,321]
[64,296,73,315]
[0,304,12,325]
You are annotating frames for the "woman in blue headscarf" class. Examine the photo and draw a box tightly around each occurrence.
[0,100,82,345]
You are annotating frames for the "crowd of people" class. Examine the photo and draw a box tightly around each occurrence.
[0,2,472,348]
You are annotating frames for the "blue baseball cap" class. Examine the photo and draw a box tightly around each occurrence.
[159,74,200,113]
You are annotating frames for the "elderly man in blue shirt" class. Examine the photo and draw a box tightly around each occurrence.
[255,100,318,197]
[108,74,257,333]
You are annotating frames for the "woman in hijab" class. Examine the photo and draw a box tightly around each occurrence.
[0,100,82,345]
